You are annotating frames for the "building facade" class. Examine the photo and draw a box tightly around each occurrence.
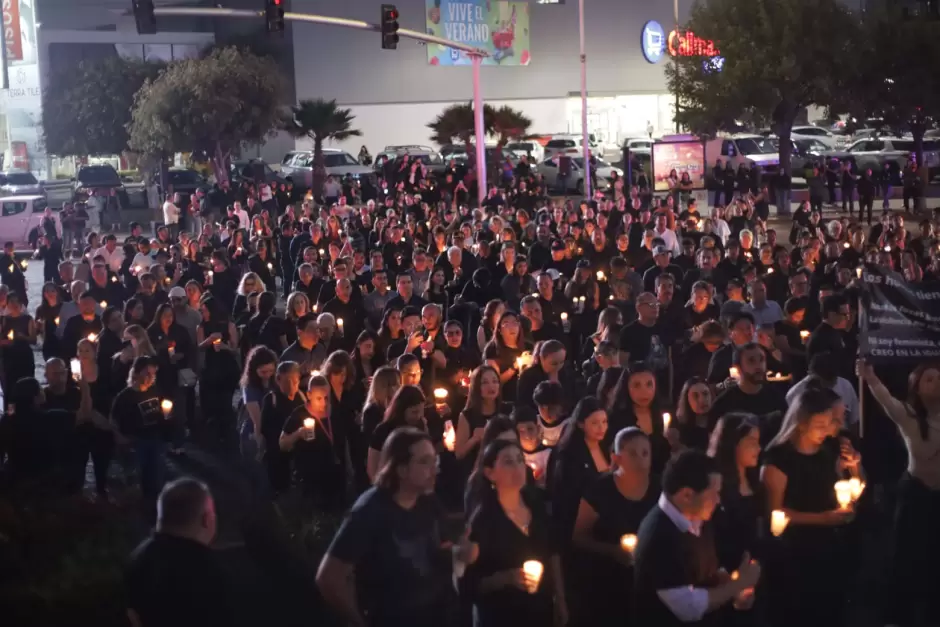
[291,0,698,156]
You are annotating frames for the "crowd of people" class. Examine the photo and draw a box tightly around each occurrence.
[0,155,938,627]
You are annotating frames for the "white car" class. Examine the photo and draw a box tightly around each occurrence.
[536,156,623,194]
[791,125,842,150]
[623,137,654,155]
[0,195,57,248]
[504,140,545,163]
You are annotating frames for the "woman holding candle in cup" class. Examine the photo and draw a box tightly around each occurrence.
[483,311,532,403]
[570,427,659,626]
[463,439,567,627]
[455,366,509,473]
[0,293,37,397]
[607,364,672,474]
[761,387,857,627]
[858,359,940,627]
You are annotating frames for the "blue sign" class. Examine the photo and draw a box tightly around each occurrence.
[641,20,666,64]
[703,55,725,73]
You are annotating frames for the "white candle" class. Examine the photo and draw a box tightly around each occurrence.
[662,413,672,430]
[6,330,12,340]
[729,366,740,380]
[835,480,853,509]
[620,534,637,552]
[168,346,175,357]
[100,301,107,309]
[770,510,789,537]
[847,477,865,501]
[54,317,60,326]
[856,267,863,279]
[800,330,810,342]
[19,259,27,269]
[161,399,173,416]
[112,276,118,283]
[336,318,344,334]
[596,270,606,281]
[443,419,456,452]
[522,560,543,594]
[303,417,316,440]
[433,388,449,401]
[267,263,273,270]
[560,312,568,321]
[70,358,81,381]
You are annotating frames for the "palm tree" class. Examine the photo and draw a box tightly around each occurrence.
[284,98,361,197]
[490,105,533,175]
[427,102,495,153]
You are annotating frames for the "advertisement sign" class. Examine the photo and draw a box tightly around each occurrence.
[425,1,531,66]
[651,140,706,192]
[667,30,719,57]
[641,20,665,64]
[2,0,21,62]
[860,265,940,364]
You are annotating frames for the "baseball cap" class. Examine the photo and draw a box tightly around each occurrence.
[168,286,187,299]
[653,245,672,257]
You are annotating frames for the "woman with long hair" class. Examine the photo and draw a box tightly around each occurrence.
[366,385,428,481]
[424,266,449,310]
[196,295,240,444]
[239,346,278,466]
[233,272,264,321]
[483,311,531,403]
[360,366,402,448]
[111,324,156,390]
[477,299,506,353]
[463,439,568,627]
[376,307,404,362]
[571,427,659,627]
[673,377,714,452]
[761,386,858,627]
[859,359,940,627]
[285,291,310,346]
[607,364,671,473]
[579,306,624,366]
[123,297,145,326]
[35,282,63,361]
[549,396,610,550]
[322,350,361,492]
[351,330,383,394]
[259,361,305,495]
[73,337,115,499]
[708,413,763,573]
[455,365,508,469]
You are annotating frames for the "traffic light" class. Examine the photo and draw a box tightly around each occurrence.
[131,0,156,35]
[266,0,285,34]
[381,4,400,50]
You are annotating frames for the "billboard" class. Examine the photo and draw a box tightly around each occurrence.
[425,0,531,66]
[651,140,706,192]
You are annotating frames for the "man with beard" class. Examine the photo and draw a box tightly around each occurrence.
[709,342,787,446]
[322,278,364,352]
[706,312,785,384]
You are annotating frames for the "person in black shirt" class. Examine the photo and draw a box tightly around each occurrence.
[618,292,671,380]
[62,291,103,360]
[111,356,167,501]
[633,450,761,627]
[709,343,787,445]
[806,293,853,381]
[126,478,234,627]
[317,428,453,627]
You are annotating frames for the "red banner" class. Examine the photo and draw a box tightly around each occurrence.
[3,0,22,62]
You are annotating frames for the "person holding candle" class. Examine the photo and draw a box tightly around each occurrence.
[367,385,433,482]
[35,282,64,361]
[259,361,305,494]
[761,387,856,627]
[517,340,576,412]
[97,308,126,376]
[633,450,761,627]
[455,365,510,476]
[461,439,567,627]
[196,296,240,444]
[464,417,522,513]
[571,427,659,626]
[61,291,103,361]
[147,304,194,451]
[483,311,532,403]
[0,293,37,397]
[513,406,552,489]
[71,339,116,500]
[317,428,453,627]
[231,272,264,321]
[607,364,672,474]
[858,360,940,627]
[772,297,810,382]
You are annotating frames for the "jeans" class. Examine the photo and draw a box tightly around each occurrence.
[774,188,791,216]
[134,436,167,500]
[883,185,893,209]
[841,188,856,214]
[555,174,570,194]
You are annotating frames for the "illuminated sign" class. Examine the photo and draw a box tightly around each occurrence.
[667,30,719,57]
[2,0,22,62]
[641,20,666,64]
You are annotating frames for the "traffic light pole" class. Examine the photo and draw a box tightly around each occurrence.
[150,6,491,205]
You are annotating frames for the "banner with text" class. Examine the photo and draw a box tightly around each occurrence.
[425,0,531,66]
[859,264,940,364]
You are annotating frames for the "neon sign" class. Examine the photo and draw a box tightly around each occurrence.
[667,30,719,57]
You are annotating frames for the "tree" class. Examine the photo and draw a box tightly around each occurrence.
[42,56,163,157]
[283,98,362,196]
[128,46,286,184]
[427,102,495,152]
[665,0,858,176]
[837,9,940,178]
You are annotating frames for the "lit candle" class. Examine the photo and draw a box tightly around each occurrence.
[134,265,142,274]
[662,412,672,430]
[729,366,740,380]
[168,346,176,358]
[258,230,263,237]
[212,338,221,345]
[70,358,81,381]
[6,265,11,272]
[311,369,320,377]
[336,318,344,334]
[856,267,863,279]
[884,245,892,252]
[100,301,107,309]
[531,292,539,299]
[522,560,544,594]
[620,534,638,552]
[731,570,740,580]
[207,270,214,277]
[560,312,568,322]
[835,480,853,509]
[19,259,27,269]
[459,375,470,388]
[267,263,273,271]
[433,388,449,401]
[800,330,810,342]
[161,399,173,416]
[5,330,12,340]
[312,304,318,313]
[87,333,97,343]
[767,267,774,274]
[303,417,315,430]
[112,276,118,283]
[770,510,789,537]
[847,477,865,501]
[54,317,60,326]
[303,417,316,440]
[443,419,456,452]
[319,249,326,256]
[596,270,606,282]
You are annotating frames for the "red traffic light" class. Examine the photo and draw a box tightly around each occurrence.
[388,9,398,19]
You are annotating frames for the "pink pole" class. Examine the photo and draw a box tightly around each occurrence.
[472,54,487,207]
[579,0,591,200]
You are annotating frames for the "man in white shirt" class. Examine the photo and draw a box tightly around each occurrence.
[232,201,250,230]
[162,195,180,239]
[652,212,681,256]
[93,234,125,274]
[633,450,761,625]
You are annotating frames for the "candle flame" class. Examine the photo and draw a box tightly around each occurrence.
[87,333,97,342]
[620,534,638,552]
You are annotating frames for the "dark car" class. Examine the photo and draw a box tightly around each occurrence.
[164,168,208,198]
[73,164,124,201]
[229,159,286,187]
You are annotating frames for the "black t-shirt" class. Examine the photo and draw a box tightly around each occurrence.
[618,320,670,372]
[709,385,787,446]
[126,533,234,627]
[111,386,165,439]
[326,487,451,623]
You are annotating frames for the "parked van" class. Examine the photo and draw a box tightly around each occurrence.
[703,134,780,174]
[0,195,57,247]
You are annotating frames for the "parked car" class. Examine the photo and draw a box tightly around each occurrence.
[820,136,940,176]
[0,170,43,198]
[504,140,545,163]
[164,167,208,198]
[230,159,286,188]
[788,138,832,177]
[622,137,654,155]
[704,134,780,174]
[791,125,842,150]
[73,164,125,202]
[280,149,374,190]
[0,195,56,247]
[373,146,447,180]
[536,156,623,194]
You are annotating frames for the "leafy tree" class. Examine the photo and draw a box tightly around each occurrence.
[836,9,940,177]
[665,0,858,175]
[427,102,495,152]
[283,98,361,196]
[42,56,163,157]
[128,46,286,184]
